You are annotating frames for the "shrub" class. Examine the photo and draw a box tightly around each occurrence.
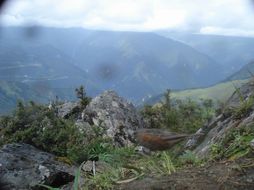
[75,85,91,108]
[0,102,108,164]
[141,89,215,133]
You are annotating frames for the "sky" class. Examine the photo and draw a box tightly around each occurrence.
[1,0,254,36]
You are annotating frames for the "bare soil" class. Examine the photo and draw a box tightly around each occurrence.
[117,158,254,190]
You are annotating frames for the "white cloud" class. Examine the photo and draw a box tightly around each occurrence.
[200,26,254,37]
[1,0,254,36]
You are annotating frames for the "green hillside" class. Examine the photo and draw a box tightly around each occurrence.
[171,80,248,102]
[145,80,248,106]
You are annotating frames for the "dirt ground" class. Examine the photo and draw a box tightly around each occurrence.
[117,158,254,190]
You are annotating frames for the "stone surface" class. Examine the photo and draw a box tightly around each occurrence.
[0,143,76,190]
[193,112,251,158]
[226,82,254,108]
[185,114,224,150]
[250,139,254,150]
[57,102,81,119]
[82,160,110,174]
[82,90,144,147]
[186,81,254,158]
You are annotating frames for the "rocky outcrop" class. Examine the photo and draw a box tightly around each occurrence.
[0,143,76,190]
[82,91,144,147]
[56,102,81,119]
[185,81,254,158]
[225,81,254,108]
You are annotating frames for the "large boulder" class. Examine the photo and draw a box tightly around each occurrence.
[0,143,76,190]
[82,91,144,147]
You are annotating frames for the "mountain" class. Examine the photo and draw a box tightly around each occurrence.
[158,32,254,77]
[226,61,254,81]
[144,79,247,106]
[72,30,224,101]
[0,27,224,111]
[0,28,100,99]
[0,81,45,114]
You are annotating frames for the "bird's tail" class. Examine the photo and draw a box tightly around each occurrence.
[162,134,190,141]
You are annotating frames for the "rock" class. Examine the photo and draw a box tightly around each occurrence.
[135,146,151,155]
[185,114,224,150]
[0,143,76,190]
[226,82,254,108]
[82,90,144,147]
[250,139,254,150]
[75,120,92,133]
[189,81,254,158]
[60,183,73,190]
[57,102,81,119]
[82,160,110,174]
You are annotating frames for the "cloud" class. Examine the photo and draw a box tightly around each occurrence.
[1,0,254,36]
[200,26,254,37]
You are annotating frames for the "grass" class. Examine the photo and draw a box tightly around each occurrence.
[211,125,254,161]
[81,149,177,190]
[171,80,247,103]
[178,150,202,166]
[232,95,254,119]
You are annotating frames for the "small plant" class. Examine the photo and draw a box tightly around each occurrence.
[75,85,91,108]
[161,151,176,174]
[232,96,254,119]
[178,150,202,166]
[211,125,254,160]
[130,151,176,176]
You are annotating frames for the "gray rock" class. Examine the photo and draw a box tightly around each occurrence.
[185,114,224,150]
[0,143,76,190]
[82,160,110,174]
[189,81,254,158]
[226,82,254,108]
[75,120,92,133]
[250,139,254,150]
[57,102,81,119]
[82,90,144,147]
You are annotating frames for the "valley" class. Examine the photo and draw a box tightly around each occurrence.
[1,1,254,190]
[0,26,231,113]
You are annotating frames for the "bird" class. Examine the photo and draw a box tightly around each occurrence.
[134,128,190,151]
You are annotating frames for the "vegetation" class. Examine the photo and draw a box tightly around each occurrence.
[171,80,247,102]
[0,101,106,164]
[178,150,202,166]
[83,150,176,190]
[141,89,215,133]
[211,125,254,161]
[1,84,253,189]
[75,85,91,108]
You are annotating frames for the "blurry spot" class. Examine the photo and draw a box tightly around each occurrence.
[252,0,254,9]
[96,63,119,81]
[23,25,41,39]
[0,0,7,11]
[31,81,50,96]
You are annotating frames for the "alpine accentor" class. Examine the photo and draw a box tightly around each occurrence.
[134,128,189,151]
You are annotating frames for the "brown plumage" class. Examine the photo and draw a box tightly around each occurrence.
[134,128,189,151]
